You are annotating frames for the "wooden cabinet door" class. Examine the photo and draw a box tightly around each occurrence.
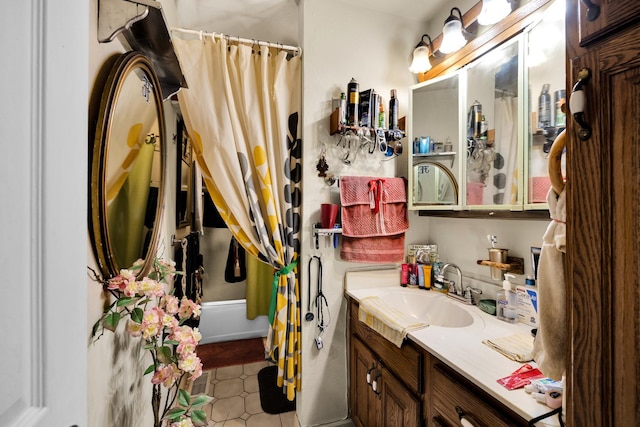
[350,337,381,427]
[379,366,420,427]
[578,0,640,45]
[567,3,640,425]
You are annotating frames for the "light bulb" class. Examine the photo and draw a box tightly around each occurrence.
[477,0,512,26]
[409,45,432,74]
[440,19,467,54]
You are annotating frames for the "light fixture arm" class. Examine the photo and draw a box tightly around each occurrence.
[417,34,434,52]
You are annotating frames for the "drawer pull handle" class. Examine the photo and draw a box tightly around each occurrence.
[366,365,375,384]
[455,406,478,427]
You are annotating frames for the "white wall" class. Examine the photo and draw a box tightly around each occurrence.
[298,1,429,425]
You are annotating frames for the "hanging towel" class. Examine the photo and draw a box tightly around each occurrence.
[358,296,429,347]
[339,176,408,263]
[531,188,566,380]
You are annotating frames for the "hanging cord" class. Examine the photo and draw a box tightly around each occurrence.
[306,256,321,322]
[311,256,330,349]
[528,406,564,427]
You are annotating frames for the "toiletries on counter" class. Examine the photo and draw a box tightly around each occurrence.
[346,78,359,126]
[389,89,399,130]
[497,273,518,323]
[516,275,539,327]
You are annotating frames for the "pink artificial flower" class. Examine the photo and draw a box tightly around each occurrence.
[170,418,194,427]
[127,320,142,337]
[141,306,164,340]
[138,277,165,298]
[160,294,180,315]
[178,352,200,374]
[162,313,179,331]
[123,280,139,297]
[189,357,203,381]
[151,363,180,388]
[178,298,201,320]
[157,259,177,279]
[106,269,135,292]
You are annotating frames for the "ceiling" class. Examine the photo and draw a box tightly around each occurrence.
[171,0,450,39]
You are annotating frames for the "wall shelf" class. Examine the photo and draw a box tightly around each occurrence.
[313,223,342,249]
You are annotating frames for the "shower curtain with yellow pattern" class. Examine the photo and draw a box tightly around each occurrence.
[173,36,302,400]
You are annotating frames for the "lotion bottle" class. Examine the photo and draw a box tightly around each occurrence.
[497,273,518,323]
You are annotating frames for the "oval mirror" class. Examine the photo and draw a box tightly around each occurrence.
[90,51,166,278]
[412,160,458,205]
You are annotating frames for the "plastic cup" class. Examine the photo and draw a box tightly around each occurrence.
[320,204,339,229]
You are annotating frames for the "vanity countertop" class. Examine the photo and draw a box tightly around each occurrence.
[344,268,560,427]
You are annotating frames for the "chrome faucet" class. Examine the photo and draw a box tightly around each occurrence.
[438,263,482,305]
[439,263,463,296]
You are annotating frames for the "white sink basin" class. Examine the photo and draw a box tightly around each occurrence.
[377,289,474,328]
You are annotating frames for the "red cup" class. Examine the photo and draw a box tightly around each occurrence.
[320,203,339,229]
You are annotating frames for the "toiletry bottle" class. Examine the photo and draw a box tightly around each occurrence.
[516,275,539,326]
[497,273,518,323]
[347,78,359,126]
[378,97,385,129]
[339,92,347,125]
[389,89,399,130]
[538,84,551,128]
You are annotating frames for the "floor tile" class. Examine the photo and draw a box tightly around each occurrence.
[246,412,283,427]
[214,378,244,399]
[211,396,245,422]
[216,365,244,380]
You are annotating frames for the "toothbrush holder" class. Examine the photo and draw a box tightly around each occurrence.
[488,248,509,280]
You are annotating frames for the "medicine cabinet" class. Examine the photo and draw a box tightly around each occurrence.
[408,0,565,213]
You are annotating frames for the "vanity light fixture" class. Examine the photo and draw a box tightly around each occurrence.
[439,7,470,54]
[477,0,512,25]
[409,34,434,74]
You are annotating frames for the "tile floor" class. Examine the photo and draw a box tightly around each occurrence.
[191,360,298,427]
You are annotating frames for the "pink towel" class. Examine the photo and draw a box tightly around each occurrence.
[339,176,408,263]
[340,176,408,237]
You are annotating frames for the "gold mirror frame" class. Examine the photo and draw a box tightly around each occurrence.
[412,160,459,205]
[90,51,166,278]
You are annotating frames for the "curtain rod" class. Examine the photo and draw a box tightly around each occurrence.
[171,27,302,57]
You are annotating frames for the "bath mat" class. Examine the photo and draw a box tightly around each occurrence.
[196,337,266,370]
[258,366,296,414]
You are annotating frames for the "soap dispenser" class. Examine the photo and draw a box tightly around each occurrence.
[497,273,518,323]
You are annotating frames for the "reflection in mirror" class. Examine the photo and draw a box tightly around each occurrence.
[465,38,520,206]
[91,51,165,278]
[413,161,458,205]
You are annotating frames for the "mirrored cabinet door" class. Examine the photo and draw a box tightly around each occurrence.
[409,72,461,209]
[524,0,566,208]
[464,37,522,210]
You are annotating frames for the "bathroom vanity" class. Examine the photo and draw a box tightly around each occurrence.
[345,270,559,427]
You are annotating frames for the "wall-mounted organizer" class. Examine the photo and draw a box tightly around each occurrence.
[313,223,342,250]
[475,256,524,275]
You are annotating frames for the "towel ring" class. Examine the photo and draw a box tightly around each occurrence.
[548,129,566,195]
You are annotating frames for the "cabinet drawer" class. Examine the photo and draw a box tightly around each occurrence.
[349,298,423,394]
[432,363,527,427]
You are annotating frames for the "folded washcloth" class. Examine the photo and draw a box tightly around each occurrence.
[358,296,429,348]
[483,333,534,362]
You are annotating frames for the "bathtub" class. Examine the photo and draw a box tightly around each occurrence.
[198,299,270,344]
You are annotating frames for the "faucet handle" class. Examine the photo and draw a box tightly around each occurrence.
[463,287,482,304]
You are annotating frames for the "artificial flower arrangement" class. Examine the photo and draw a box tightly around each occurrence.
[90,257,213,427]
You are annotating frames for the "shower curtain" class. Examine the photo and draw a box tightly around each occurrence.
[173,36,302,400]
[487,97,519,205]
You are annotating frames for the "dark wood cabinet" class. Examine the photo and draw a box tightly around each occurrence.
[347,297,528,427]
[577,0,640,45]
[566,1,640,425]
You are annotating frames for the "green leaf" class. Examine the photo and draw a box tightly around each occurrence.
[103,312,121,332]
[157,346,173,364]
[163,339,179,346]
[178,389,191,407]
[143,343,156,350]
[144,364,156,376]
[190,394,214,408]
[163,407,186,421]
[191,409,208,425]
[131,307,144,323]
[116,297,137,307]
[91,319,101,337]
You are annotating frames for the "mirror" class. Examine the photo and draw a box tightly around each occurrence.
[90,51,166,278]
[412,161,458,205]
[465,37,520,207]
